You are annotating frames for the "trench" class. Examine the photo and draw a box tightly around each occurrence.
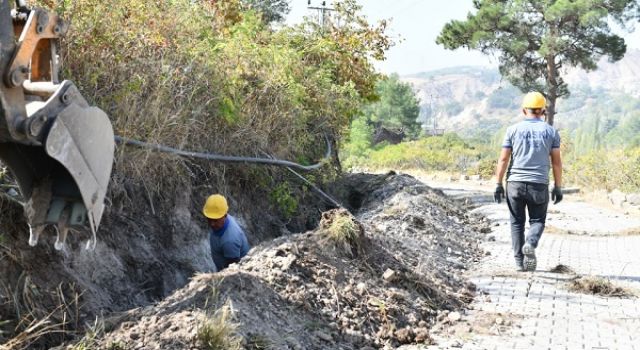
[0,169,376,348]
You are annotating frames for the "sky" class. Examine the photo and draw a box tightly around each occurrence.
[287,0,640,76]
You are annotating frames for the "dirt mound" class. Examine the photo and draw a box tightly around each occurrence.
[86,173,486,349]
[0,167,335,349]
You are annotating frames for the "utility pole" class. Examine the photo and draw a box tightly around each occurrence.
[307,0,335,28]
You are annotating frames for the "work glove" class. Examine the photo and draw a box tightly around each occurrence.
[552,186,563,204]
[494,183,505,204]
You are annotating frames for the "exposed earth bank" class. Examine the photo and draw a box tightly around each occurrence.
[76,173,490,350]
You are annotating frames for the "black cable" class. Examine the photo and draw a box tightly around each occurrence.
[114,135,331,171]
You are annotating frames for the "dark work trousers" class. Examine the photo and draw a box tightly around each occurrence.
[506,181,549,260]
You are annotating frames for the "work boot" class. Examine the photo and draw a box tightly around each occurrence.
[515,258,525,272]
[522,243,537,271]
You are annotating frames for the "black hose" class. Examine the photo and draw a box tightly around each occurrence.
[114,135,331,171]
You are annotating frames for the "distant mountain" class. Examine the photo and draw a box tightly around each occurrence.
[402,50,640,137]
[563,49,640,95]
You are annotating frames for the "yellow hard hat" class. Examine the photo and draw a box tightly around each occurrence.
[522,92,546,109]
[202,194,228,219]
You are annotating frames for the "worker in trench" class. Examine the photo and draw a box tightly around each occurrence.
[493,92,563,272]
[203,194,250,271]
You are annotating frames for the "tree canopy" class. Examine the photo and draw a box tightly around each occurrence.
[437,0,640,125]
[241,0,290,23]
[363,74,422,138]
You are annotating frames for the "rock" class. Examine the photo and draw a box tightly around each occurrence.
[129,332,140,340]
[343,329,362,343]
[382,269,397,282]
[460,175,469,181]
[448,340,463,348]
[394,328,414,344]
[356,282,367,293]
[495,317,504,326]
[315,331,333,342]
[285,336,303,350]
[414,327,430,342]
[448,312,462,322]
[627,193,640,206]
[485,235,496,242]
[470,174,482,181]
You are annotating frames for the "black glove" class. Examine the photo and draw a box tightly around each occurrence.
[494,183,505,203]
[552,186,563,204]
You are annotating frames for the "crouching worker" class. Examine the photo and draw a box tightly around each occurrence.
[203,194,250,271]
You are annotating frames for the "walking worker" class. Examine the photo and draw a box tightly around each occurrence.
[202,194,250,271]
[493,92,563,272]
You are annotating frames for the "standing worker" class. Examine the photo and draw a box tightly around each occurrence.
[202,194,250,271]
[494,92,563,272]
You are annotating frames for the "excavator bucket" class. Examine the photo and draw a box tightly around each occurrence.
[0,1,114,249]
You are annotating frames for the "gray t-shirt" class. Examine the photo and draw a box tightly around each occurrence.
[502,118,561,184]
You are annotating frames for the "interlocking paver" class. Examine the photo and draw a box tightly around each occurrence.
[423,186,640,350]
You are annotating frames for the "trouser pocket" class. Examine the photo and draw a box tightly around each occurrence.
[529,184,549,205]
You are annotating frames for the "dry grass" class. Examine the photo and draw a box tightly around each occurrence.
[196,302,242,350]
[245,334,274,350]
[616,227,640,236]
[40,0,346,203]
[0,271,84,349]
[544,225,640,236]
[319,208,364,256]
[67,317,107,350]
[568,276,634,298]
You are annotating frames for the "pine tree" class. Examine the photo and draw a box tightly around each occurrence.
[437,0,639,125]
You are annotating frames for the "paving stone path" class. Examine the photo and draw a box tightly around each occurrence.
[422,183,640,350]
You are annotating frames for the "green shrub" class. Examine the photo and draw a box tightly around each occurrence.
[270,183,298,218]
[345,133,494,173]
[30,0,390,204]
[567,147,640,192]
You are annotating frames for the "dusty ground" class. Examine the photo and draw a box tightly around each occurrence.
[58,172,489,350]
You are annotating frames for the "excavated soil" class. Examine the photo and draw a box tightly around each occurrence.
[82,173,488,350]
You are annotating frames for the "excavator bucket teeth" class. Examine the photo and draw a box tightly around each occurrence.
[44,104,114,233]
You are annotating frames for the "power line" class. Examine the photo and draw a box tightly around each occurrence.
[307,0,335,28]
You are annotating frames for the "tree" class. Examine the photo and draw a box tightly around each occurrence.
[364,74,421,139]
[241,0,290,24]
[437,0,640,125]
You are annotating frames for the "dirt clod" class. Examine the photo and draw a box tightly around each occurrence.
[568,276,633,297]
[550,264,576,274]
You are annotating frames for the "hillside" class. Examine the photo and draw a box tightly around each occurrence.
[403,49,640,136]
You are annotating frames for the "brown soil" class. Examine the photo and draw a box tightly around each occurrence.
[568,276,634,298]
[1,172,489,349]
